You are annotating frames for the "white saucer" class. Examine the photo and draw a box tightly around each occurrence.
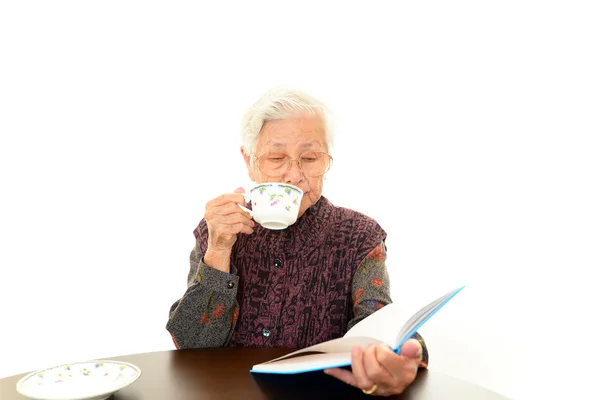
[15,360,141,400]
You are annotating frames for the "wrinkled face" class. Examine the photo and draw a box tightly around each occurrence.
[242,114,329,217]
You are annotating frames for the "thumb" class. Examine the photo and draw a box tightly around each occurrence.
[400,339,423,360]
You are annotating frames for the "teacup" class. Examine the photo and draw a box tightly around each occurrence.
[239,182,304,230]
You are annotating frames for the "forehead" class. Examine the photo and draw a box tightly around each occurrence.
[256,114,327,151]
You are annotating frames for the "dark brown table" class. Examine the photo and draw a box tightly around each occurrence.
[1,348,510,399]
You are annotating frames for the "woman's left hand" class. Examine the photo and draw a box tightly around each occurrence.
[324,339,423,396]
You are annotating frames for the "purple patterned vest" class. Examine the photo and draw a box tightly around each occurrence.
[196,196,386,348]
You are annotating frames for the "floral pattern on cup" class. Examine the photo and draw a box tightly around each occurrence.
[248,183,304,229]
[252,184,301,211]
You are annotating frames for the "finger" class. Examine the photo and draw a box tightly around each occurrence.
[211,222,254,236]
[235,203,253,220]
[231,222,254,235]
[208,210,254,230]
[364,343,394,385]
[206,203,254,226]
[206,192,247,209]
[218,210,255,228]
[400,339,423,362]
[374,344,405,384]
[350,345,374,391]
[221,201,252,217]
[323,368,357,387]
[376,343,419,386]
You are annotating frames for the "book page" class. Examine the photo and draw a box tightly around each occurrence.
[343,302,405,346]
[256,336,384,365]
[250,286,465,374]
[251,351,354,374]
[393,287,465,348]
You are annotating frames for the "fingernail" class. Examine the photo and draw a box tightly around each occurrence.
[323,369,330,374]
[352,346,361,356]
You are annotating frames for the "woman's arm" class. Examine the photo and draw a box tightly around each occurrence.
[349,241,429,367]
[166,245,240,349]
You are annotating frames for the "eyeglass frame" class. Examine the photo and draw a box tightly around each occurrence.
[251,151,333,177]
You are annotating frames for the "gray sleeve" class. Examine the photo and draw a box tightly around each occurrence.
[166,245,240,349]
[348,240,393,330]
[348,241,429,367]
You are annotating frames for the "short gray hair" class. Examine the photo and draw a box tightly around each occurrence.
[240,86,334,156]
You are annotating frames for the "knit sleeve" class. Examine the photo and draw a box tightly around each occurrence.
[348,241,429,368]
[166,244,240,349]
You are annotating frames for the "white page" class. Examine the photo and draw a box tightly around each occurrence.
[256,336,384,365]
[393,287,464,348]
[343,302,405,346]
[252,352,354,374]
[344,287,465,350]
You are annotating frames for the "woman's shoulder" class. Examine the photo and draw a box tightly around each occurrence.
[323,197,387,236]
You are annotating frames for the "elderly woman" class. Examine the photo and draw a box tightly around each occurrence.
[166,87,428,396]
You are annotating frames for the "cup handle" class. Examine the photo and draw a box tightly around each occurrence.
[236,189,253,216]
[238,191,253,217]
[238,203,253,216]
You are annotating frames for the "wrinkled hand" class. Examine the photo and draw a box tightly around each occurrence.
[324,339,423,396]
[203,187,254,271]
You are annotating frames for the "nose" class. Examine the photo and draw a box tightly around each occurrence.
[283,159,304,186]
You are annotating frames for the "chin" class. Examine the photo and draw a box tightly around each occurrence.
[298,191,320,217]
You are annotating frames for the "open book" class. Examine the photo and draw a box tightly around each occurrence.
[250,286,464,374]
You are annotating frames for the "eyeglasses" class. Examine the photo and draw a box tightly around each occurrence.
[252,151,333,177]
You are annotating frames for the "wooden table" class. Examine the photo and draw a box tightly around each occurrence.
[1,348,510,399]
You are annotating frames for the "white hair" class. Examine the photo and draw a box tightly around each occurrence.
[240,86,334,156]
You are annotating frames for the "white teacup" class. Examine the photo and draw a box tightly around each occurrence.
[239,183,304,230]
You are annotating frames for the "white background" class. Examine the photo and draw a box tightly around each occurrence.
[1,1,599,399]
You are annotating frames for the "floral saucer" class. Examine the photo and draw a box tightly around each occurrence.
[15,360,141,400]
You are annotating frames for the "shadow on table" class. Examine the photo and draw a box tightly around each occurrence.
[250,367,426,399]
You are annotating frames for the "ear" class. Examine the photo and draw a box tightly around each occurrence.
[241,146,256,181]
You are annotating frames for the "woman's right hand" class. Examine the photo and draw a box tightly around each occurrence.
[203,187,255,272]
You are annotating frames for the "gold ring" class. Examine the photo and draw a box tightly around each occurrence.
[362,384,378,395]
